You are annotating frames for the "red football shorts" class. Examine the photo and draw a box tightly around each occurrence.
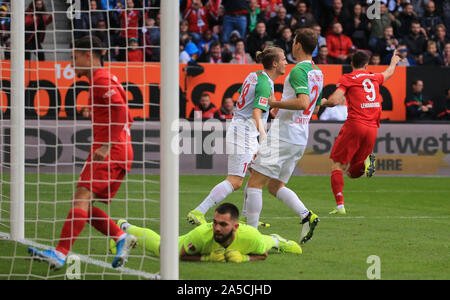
[77,154,127,202]
[330,120,378,167]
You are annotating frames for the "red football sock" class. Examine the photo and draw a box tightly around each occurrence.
[56,208,88,256]
[88,206,125,242]
[331,170,344,206]
[348,162,365,178]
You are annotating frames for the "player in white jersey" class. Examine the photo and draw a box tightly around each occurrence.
[187,47,288,226]
[246,28,322,244]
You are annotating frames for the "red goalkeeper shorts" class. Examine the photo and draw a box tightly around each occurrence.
[330,120,378,166]
[77,155,127,202]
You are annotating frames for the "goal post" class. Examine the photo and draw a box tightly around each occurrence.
[9,0,26,241]
[160,0,180,280]
[1,0,179,280]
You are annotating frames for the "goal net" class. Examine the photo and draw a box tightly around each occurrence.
[0,0,178,280]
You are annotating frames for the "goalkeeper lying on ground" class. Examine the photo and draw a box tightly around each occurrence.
[110,203,302,262]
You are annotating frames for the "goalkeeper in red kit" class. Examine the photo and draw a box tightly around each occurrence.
[320,50,401,215]
[28,36,136,270]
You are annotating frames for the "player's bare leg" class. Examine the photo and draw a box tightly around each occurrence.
[329,161,348,215]
[268,179,319,244]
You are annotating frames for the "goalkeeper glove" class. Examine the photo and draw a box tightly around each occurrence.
[200,248,226,262]
[225,249,250,263]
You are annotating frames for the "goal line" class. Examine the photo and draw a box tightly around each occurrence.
[0,231,160,280]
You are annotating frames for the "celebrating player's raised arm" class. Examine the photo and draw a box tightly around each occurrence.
[381,49,402,82]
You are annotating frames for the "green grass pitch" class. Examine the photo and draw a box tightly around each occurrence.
[0,174,449,280]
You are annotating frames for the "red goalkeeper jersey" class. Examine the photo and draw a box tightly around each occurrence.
[88,68,133,170]
[336,70,384,128]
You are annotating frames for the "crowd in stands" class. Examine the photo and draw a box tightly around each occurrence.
[2,0,446,66]
[54,0,450,67]
[1,0,449,121]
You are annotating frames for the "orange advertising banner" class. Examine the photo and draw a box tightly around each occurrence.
[0,61,407,121]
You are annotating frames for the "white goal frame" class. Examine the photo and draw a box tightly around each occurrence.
[7,0,179,280]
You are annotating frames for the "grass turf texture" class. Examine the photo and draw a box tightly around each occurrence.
[0,174,449,280]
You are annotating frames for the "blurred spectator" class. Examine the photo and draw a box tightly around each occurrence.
[291,0,316,30]
[422,40,443,65]
[0,4,10,60]
[311,23,326,58]
[434,24,450,58]
[259,0,283,19]
[321,0,351,36]
[183,0,210,44]
[198,41,232,63]
[180,19,194,46]
[230,38,254,64]
[215,97,235,120]
[225,30,242,53]
[76,1,108,40]
[368,2,400,50]
[142,17,159,61]
[120,0,141,41]
[25,0,53,61]
[421,1,444,39]
[221,0,249,44]
[189,93,217,119]
[247,0,266,34]
[397,3,419,38]
[106,0,123,53]
[266,5,292,39]
[99,0,125,10]
[326,22,354,64]
[411,0,427,18]
[319,97,347,121]
[374,25,399,62]
[197,28,218,56]
[208,1,224,36]
[313,45,333,64]
[275,26,295,63]
[127,37,143,62]
[443,42,450,66]
[180,41,199,63]
[92,20,112,60]
[384,44,417,66]
[369,53,381,65]
[436,88,450,120]
[403,20,428,64]
[282,0,297,15]
[405,80,435,121]
[246,20,271,60]
[345,2,369,50]
[145,12,160,61]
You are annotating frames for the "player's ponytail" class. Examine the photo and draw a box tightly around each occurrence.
[256,47,284,70]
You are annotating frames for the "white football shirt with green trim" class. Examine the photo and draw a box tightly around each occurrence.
[233,70,274,124]
[271,60,323,146]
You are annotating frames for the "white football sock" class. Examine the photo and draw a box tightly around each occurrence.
[246,187,263,228]
[195,180,234,214]
[276,187,310,220]
[241,182,249,218]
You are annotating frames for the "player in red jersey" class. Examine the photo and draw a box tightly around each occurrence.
[320,50,401,214]
[28,36,136,269]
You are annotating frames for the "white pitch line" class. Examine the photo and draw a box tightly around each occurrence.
[0,231,160,280]
[148,190,450,194]
[254,215,450,220]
